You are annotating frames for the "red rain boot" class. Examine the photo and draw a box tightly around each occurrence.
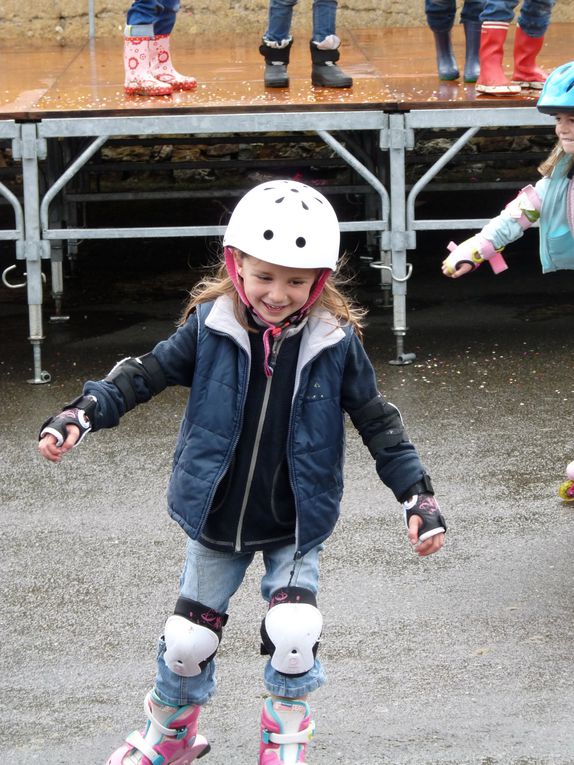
[149,34,197,92]
[512,25,548,90]
[475,21,521,96]
[124,36,173,97]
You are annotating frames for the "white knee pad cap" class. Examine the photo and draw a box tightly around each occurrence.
[264,602,323,675]
[164,614,220,677]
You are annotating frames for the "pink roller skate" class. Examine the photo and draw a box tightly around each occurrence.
[106,690,209,765]
[260,697,315,764]
[558,461,574,502]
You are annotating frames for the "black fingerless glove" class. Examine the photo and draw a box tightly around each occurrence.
[39,394,97,447]
[403,493,447,541]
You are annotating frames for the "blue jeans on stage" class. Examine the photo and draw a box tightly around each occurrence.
[480,0,556,36]
[425,1,485,32]
[154,539,326,707]
[264,0,338,44]
[126,0,180,36]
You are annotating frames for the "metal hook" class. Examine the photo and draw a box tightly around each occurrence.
[2,264,46,289]
[369,262,413,283]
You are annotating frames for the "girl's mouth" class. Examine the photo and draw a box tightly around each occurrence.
[263,302,288,313]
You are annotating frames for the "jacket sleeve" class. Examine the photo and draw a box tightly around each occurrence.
[341,333,430,502]
[480,178,546,252]
[83,312,200,431]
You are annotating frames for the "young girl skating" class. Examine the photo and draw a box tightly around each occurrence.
[39,180,446,765]
[442,60,574,279]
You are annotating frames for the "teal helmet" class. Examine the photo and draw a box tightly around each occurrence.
[537,61,574,115]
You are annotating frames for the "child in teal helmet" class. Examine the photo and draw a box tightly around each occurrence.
[441,62,574,504]
[442,60,574,279]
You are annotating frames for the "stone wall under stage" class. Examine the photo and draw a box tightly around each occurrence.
[1,0,573,43]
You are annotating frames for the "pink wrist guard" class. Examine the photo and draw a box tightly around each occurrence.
[504,185,542,230]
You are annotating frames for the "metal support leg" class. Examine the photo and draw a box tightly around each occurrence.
[18,123,51,383]
[47,140,69,321]
[316,127,392,304]
[387,113,415,365]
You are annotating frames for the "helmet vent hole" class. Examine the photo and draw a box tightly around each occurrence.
[295,237,306,248]
[263,230,274,240]
[274,196,285,204]
[301,202,309,210]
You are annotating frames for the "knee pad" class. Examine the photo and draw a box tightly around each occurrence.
[260,587,322,676]
[163,597,228,677]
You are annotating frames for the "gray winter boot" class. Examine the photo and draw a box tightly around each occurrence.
[310,36,352,88]
[259,39,293,88]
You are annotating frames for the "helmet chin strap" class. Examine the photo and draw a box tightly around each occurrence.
[224,247,331,377]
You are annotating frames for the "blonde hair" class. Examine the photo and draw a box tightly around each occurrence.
[538,141,574,177]
[178,250,367,339]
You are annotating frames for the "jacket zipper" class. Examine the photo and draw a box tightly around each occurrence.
[199,325,249,536]
[234,335,284,552]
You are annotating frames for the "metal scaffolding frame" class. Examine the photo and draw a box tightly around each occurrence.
[1,104,556,383]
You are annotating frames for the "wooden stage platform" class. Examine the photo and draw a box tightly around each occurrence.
[2,25,570,119]
[0,25,570,381]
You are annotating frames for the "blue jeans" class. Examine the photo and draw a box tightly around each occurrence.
[263,0,338,44]
[480,0,556,36]
[425,1,485,32]
[154,540,326,706]
[126,0,180,36]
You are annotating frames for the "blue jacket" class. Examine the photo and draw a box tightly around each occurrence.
[85,296,427,556]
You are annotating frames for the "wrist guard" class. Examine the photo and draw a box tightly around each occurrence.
[39,394,97,447]
[444,235,507,275]
[403,493,447,542]
[504,184,541,229]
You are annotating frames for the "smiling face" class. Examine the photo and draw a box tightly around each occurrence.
[233,251,320,326]
[555,112,574,155]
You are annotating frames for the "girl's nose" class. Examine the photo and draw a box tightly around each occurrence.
[267,283,286,302]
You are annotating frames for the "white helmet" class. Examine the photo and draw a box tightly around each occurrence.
[223,179,340,270]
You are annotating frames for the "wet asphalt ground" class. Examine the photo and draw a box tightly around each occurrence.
[1,231,574,765]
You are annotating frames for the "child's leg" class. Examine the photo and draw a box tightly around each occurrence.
[516,0,556,37]
[479,0,519,23]
[310,0,338,43]
[424,0,456,31]
[126,0,165,29]
[124,0,196,95]
[263,0,298,44]
[309,0,352,88]
[107,540,254,764]
[106,691,209,765]
[258,544,325,763]
[155,539,255,705]
[260,0,297,87]
[511,0,555,88]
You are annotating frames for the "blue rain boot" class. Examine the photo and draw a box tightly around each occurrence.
[463,20,481,83]
[432,29,459,81]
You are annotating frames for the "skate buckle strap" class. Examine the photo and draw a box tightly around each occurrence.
[125,730,167,764]
[125,729,195,764]
[145,700,187,739]
[262,720,315,745]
